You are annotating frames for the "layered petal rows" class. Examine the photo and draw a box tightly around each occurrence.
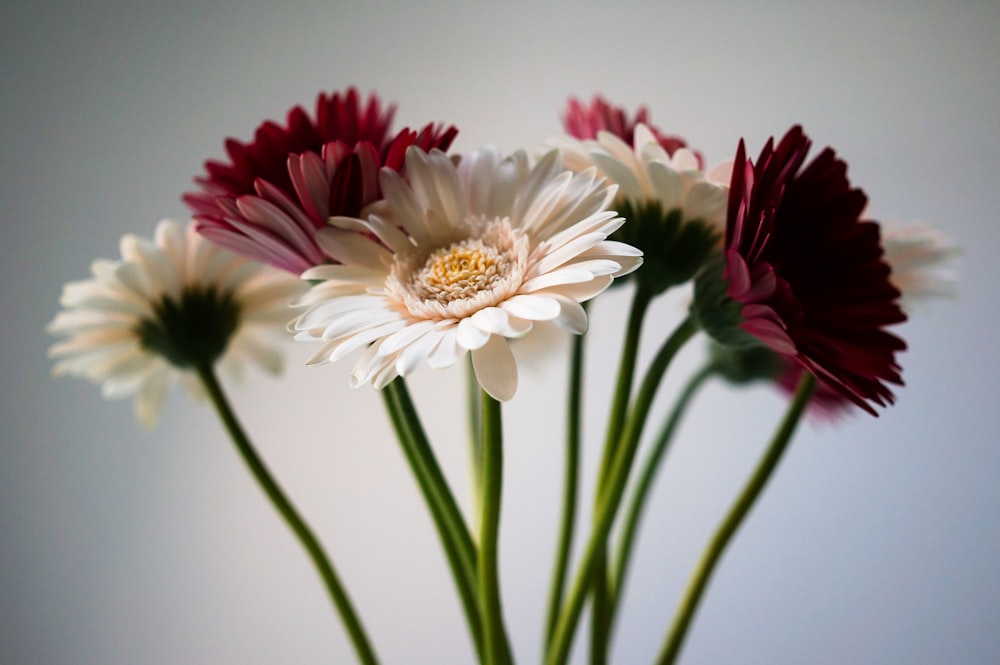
[184,87,457,274]
[721,126,907,414]
[291,147,642,400]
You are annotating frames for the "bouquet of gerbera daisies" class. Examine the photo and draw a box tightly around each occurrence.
[48,87,956,665]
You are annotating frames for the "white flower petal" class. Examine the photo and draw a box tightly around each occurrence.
[472,335,517,401]
[500,294,561,321]
[316,227,392,269]
[427,326,463,369]
[457,317,491,350]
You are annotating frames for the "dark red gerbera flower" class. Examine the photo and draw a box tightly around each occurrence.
[697,125,907,415]
[562,94,692,161]
[184,88,457,274]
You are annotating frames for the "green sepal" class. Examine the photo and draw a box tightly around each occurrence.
[135,287,242,368]
[691,254,763,351]
[707,342,784,385]
[611,200,720,295]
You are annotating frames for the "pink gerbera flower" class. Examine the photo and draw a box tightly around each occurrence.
[184,88,458,274]
[696,125,907,415]
[562,95,692,160]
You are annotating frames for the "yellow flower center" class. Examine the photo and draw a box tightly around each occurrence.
[386,217,529,320]
[417,240,501,303]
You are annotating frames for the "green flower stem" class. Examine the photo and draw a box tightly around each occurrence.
[479,391,513,665]
[590,284,655,665]
[466,355,483,531]
[543,327,586,648]
[655,372,817,665]
[381,380,483,661]
[195,363,379,665]
[597,283,655,493]
[608,364,715,631]
[547,316,698,665]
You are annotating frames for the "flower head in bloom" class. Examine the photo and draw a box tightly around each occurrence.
[184,87,458,274]
[291,147,642,401]
[694,125,907,415]
[48,220,305,428]
[553,97,730,292]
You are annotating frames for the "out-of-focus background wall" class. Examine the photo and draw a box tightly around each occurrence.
[3,1,998,663]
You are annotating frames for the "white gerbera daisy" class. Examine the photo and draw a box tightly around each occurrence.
[48,219,305,428]
[551,124,731,291]
[291,146,642,401]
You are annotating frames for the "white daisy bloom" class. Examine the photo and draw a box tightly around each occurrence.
[292,146,642,401]
[882,222,960,308]
[48,219,305,428]
[551,123,732,232]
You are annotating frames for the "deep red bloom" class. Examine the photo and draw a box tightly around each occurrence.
[562,95,691,160]
[723,126,906,415]
[184,88,457,274]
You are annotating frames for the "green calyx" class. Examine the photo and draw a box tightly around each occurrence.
[135,287,241,368]
[612,199,720,295]
[691,254,763,351]
[707,342,784,385]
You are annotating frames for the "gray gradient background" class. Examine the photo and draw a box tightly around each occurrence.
[3,1,998,663]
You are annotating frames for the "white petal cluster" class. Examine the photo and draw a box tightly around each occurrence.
[552,124,731,230]
[291,147,643,401]
[882,222,959,308]
[48,220,305,428]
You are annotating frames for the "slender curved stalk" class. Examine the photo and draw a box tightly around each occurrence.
[479,392,513,665]
[590,284,654,664]
[543,326,586,648]
[655,372,816,665]
[547,316,698,665]
[609,364,715,629]
[195,363,379,665]
[381,379,483,659]
[596,283,655,494]
[381,380,483,659]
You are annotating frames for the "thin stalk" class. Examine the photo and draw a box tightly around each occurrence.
[596,283,655,493]
[543,327,586,648]
[590,284,654,664]
[479,392,513,665]
[195,363,379,665]
[608,365,715,632]
[547,316,698,665]
[466,355,483,531]
[655,372,816,665]
[381,381,483,660]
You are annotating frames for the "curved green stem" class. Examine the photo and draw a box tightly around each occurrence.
[607,365,714,635]
[479,392,513,665]
[195,363,379,665]
[591,284,654,664]
[655,372,816,665]
[381,380,483,660]
[547,316,698,665]
[543,326,586,649]
[597,283,655,494]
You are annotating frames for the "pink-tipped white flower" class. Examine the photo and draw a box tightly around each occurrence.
[553,123,731,234]
[291,146,642,401]
[553,101,731,291]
